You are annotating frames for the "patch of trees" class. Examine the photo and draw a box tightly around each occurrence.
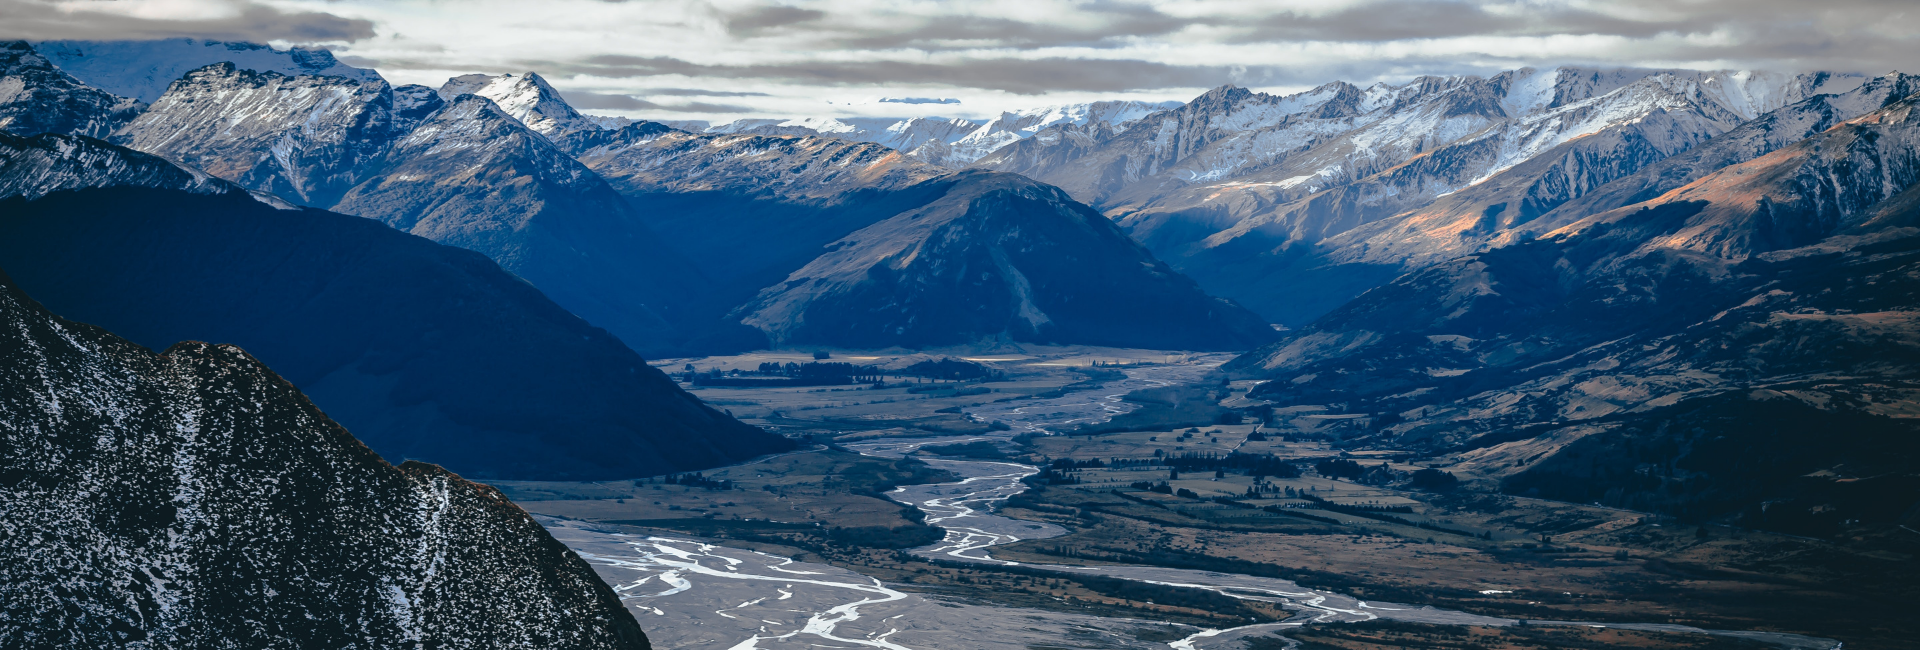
[918,441,1007,460]
[1163,452,1303,478]
[655,472,734,490]
[1298,492,1413,514]
[825,525,944,549]
[1408,468,1460,491]
[1315,458,1402,485]
[1315,458,1366,479]
[847,457,956,498]
[900,357,1004,381]
[1292,494,1489,538]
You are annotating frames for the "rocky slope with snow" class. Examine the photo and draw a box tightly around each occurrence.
[971,68,1860,325]
[1222,96,1920,530]
[704,115,977,154]
[336,94,719,353]
[34,37,383,103]
[1233,94,1920,406]
[106,61,716,353]
[1526,72,1920,234]
[1318,72,1920,274]
[687,100,1178,169]
[0,268,652,648]
[1,131,242,200]
[117,62,395,207]
[439,72,601,141]
[0,41,143,139]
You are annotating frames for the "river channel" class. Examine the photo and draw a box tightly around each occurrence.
[541,361,1842,650]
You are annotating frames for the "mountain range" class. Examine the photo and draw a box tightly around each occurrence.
[6,37,1918,532]
[645,60,1919,532]
[4,40,1266,355]
[972,68,1868,324]
[1224,91,1920,533]
[0,269,651,648]
[674,99,1181,169]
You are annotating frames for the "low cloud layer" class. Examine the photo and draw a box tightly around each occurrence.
[0,0,373,43]
[6,0,1916,122]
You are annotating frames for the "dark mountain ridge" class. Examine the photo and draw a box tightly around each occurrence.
[577,127,1282,350]
[0,183,791,481]
[735,171,1280,350]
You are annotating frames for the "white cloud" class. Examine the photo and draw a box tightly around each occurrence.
[13,0,1917,122]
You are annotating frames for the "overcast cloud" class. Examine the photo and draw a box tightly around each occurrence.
[3,0,1916,122]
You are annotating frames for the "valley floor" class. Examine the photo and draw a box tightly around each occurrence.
[496,347,1913,650]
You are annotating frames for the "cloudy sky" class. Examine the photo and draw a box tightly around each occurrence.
[4,0,1918,123]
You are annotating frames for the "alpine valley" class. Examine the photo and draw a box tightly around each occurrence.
[0,32,1915,650]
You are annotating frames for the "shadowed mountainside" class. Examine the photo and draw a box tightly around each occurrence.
[0,186,791,480]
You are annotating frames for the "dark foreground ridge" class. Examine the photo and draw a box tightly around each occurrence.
[0,269,651,648]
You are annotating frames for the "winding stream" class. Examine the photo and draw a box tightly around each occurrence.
[542,362,1842,650]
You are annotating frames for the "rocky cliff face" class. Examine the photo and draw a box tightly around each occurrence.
[0,41,143,139]
[0,269,651,648]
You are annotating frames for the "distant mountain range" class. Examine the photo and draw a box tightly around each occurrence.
[972,68,1869,324]
[670,99,1181,169]
[0,269,651,648]
[1224,92,1920,534]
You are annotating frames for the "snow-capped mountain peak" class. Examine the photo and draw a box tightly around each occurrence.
[0,41,145,139]
[437,72,595,138]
